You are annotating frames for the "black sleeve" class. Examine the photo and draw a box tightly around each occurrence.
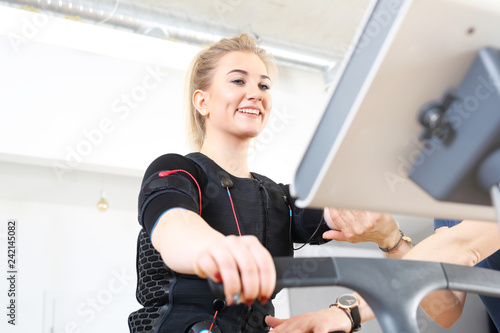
[138,153,206,236]
[280,184,331,245]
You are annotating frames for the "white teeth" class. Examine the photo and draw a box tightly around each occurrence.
[237,108,260,115]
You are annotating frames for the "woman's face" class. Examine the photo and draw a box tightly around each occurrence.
[198,51,272,142]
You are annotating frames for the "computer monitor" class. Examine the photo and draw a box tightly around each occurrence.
[291,0,500,222]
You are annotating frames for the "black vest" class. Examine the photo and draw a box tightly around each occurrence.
[129,153,297,333]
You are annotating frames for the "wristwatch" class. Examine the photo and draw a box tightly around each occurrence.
[331,294,361,332]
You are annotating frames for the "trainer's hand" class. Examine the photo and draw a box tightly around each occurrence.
[322,208,400,249]
[193,235,275,306]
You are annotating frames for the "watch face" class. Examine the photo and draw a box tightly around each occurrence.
[338,294,358,308]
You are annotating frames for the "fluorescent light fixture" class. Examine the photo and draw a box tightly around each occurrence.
[263,44,336,72]
[0,5,202,70]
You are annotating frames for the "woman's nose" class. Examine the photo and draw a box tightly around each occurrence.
[246,85,263,101]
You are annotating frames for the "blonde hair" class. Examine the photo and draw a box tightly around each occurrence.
[185,33,277,151]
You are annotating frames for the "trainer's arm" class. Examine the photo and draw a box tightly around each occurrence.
[404,220,500,327]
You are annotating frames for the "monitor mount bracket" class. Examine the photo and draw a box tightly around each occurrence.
[410,47,500,226]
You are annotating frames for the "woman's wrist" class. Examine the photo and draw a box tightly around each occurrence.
[328,306,354,332]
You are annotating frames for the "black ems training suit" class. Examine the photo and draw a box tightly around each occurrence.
[128,152,330,333]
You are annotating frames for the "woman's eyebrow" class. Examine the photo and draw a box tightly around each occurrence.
[226,69,271,81]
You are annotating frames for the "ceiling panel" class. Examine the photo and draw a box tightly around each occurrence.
[139,0,372,56]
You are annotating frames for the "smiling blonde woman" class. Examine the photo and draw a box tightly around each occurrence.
[127,33,335,333]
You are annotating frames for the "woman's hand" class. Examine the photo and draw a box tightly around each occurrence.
[265,306,352,333]
[193,234,276,306]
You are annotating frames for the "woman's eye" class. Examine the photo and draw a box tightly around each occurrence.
[259,84,271,91]
[231,79,245,85]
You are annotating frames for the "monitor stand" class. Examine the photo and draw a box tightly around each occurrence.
[409,47,500,227]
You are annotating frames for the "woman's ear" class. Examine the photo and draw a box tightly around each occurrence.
[193,89,209,117]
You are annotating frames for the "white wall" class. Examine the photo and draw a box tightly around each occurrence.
[0,34,188,176]
[0,198,140,333]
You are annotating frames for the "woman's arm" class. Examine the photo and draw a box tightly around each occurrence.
[151,208,276,306]
[141,154,275,306]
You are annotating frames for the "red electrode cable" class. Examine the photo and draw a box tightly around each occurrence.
[225,187,242,236]
[208,310,218,333]
[158,170,202,216]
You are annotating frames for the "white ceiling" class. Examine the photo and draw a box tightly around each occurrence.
[0,0,373,69]
[138,0,373,55]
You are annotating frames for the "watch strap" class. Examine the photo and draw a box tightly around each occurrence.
[350,306,362,332]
